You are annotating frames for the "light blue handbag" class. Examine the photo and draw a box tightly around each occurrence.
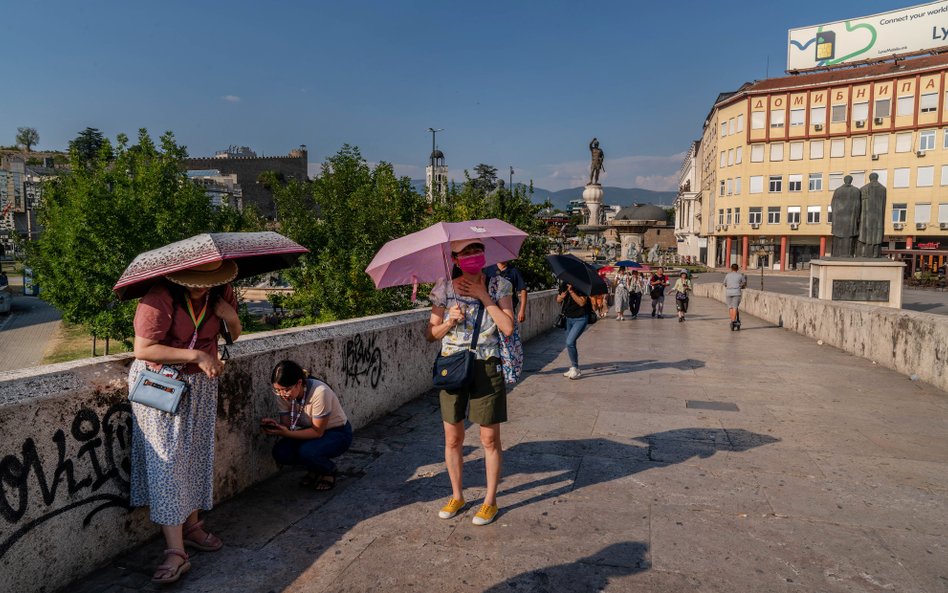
[129,367,187,413]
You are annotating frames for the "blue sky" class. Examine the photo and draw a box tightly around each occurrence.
[2,0,904,191]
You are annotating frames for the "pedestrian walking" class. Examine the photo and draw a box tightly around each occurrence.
[672,271,693,323]
[629,270,645,318]
[128,261,242,584]
[649,267,670,318]
[724,263,747,331]
[613,266,631,320]
[426,239,515,527]
[261,360,353,491]
[557,281,591,379]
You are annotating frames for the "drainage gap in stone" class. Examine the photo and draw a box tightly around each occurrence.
[685,400,740,412]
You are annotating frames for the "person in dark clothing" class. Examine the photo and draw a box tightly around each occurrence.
[556,281,590,379]
[484,261,527,323]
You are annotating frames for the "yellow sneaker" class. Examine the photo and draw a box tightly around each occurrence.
[472,503,499,526]
[438,497,465,519]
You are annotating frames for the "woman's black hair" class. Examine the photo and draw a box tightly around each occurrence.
[166,280,226,313]
[271,360,308,387]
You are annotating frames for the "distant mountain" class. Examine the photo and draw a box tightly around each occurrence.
[410,180,675,211]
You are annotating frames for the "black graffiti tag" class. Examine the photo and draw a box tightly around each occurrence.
[0,403,132,558]
[342,334,383,389]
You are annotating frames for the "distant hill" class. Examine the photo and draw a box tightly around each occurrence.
[410,180,675,211]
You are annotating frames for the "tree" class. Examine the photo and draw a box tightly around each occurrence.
[69,127,111,167]
[29,128,262,344]
[472,163,498,194]
[271,145,428,322]
[16,127,39,152]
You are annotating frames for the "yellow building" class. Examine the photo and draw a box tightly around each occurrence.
[701,54,948,275]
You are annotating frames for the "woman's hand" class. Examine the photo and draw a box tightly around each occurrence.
[455,276,490,303]
[195,350,225,378]
[446,305,464,325]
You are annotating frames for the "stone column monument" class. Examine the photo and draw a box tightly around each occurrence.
[578,138,607,237]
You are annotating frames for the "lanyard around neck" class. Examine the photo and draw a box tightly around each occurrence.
[185,294,209,349]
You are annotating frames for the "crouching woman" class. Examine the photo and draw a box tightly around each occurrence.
[260,360,353,490]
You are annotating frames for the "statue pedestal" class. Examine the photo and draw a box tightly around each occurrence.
[809,259,905,309]
[582,184,603,226]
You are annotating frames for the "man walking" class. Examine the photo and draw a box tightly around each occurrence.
[723,263,746,331]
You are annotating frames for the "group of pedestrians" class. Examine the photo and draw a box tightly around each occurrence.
[606,266,694,322]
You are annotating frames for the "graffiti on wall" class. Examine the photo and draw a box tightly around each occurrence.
[0,403,132,557]
[342,334,383,389]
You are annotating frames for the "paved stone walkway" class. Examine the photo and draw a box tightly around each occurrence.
[69,296,948,592]
[0,295,61,372]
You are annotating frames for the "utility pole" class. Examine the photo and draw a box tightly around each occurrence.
[427,127,443,168]
[509,166,514,192]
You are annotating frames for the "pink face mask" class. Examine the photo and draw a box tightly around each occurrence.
[457,253,486,274]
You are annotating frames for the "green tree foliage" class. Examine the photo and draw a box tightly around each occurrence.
[30,128,262,342]
[271,145,427,321]
[15,127,39,152]
[471,163,498,194]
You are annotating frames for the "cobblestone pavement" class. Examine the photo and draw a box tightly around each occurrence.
[68,296,948,592]
[0,295,61,372]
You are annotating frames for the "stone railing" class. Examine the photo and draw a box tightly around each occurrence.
[0,290,559,593]
[693,284,948,393]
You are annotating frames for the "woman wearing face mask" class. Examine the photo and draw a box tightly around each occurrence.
[426,240,515,527]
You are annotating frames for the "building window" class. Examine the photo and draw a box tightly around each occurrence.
[940,165,948,186]
[830,138,845,158]
[734,208,741,225]
[917,165,934,187]
[735,146,743,164]
[720,151,726,168]
[831,104,847,123]
[720,180,725,196]
[810,105,826,125]
[727,178,733,195]
[897,96,914,116]
[789,141,804,160]
[892,203,907,223]
[750,144,764,162]
[770,110,785,128]
[915,203,932,223]
[788,174,803,192]
[726,208,732,224]
[875,98,891,118]
[751,112,766,129]
[873,134,889,155]
[920,92,938,113]
[770,143,784,161]
[729,118,736,134]
[737,114,744,132]
[851,136,867,156]
[895,132,913,153]
[718,209,725,225]
[721,122,728,137]
[850,171,865,186]
[749,175,763,193]
[939,203,948,223]
[734,177,742,195]
[919,130,936,151]
[872,169,888,186]
[767,206,781,224]
[893,167,910,188]
[810,140,824,159]
[787,206,801,224]
[728,148,734,166]
[768,175,782,193]
[807,205,821,224]
[852,102,869,122]
[790,108,805,126]
[749,207,762,224]
[808,173,823,191]
[829,172,844,190]
[827,205,833,223]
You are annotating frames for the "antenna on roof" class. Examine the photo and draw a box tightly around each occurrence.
[766,55,770,79]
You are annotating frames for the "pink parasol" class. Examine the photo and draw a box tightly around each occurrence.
[365,219,527,289]
[113,231,309,300]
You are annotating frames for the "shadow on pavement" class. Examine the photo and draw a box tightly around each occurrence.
[535,358,705,378]
[482,541,650,592]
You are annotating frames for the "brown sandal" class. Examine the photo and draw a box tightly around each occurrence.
[314,473,336,491]
[183,519,223,552]
[151,548,190,584]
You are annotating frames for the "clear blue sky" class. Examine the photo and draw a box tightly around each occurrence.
[1,0,903,191]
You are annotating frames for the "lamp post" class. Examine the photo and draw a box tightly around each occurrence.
[751,237,776,291]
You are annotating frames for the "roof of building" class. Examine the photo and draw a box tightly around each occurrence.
[614,203,668,222]
[430,149,444,159]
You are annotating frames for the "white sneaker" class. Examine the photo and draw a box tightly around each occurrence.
[563,367,575,377]
[567,367,582,380]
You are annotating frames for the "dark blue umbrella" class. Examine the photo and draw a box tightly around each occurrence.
[546,254,609,296]
[614,260,643,269]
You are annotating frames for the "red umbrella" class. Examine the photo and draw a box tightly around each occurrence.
[113,232,309,300]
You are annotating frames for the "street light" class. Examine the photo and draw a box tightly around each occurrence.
[751,237,776,291]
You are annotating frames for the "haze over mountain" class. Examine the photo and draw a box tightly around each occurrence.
[410,180,675,211]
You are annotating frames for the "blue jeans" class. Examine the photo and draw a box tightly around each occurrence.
[564,315,588,368]
[272,422,353,475]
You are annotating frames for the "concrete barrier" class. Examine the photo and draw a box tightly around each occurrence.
[0,289,559,593]
[693,283,948,393]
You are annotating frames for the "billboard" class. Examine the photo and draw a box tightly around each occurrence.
[788,0,948,71]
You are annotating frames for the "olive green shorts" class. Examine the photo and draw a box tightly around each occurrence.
[439,357,508,426]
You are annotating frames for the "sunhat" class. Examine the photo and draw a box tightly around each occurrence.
[450,239,485,255]
[165,260,238,288]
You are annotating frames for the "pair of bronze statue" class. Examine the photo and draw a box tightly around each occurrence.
[831,173,886,259]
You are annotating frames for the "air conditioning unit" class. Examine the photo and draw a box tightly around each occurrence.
[751,223,760,229]
[893,222,905,230]
[855,120,865,128]
[871,154,880,161]
[790,223,800,230]
[916,223,927,230]
[940,222,948,230]
[814,123,824,131]
[874,117,884,124]
[917,150,926,157]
